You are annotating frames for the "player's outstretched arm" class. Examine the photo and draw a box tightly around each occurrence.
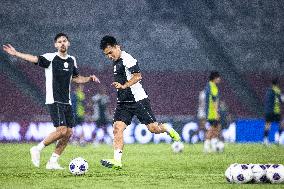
[72,75,100,84]
[2,44,38,63]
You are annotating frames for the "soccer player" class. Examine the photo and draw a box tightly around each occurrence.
[263,78,284,145]
[203,71,221,153]
[99,35,181,169]
[2,33,100,169]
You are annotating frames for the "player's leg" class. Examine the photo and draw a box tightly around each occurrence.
[204,124,213,153]
[30,103,67,167]
[210,123,221,152]
[101,103,132,169]
[54,128,73,155]
[280,120,284,136]
[264,113,272,145]
[198,118,207,142]
[46,127,72,170]
[146,122,180,141]
[101,121,127,169]
[263,121,271,145]
[137,99,180,141]
[278,120,284,144]
[46,104,74,170]
[275,114,282,144]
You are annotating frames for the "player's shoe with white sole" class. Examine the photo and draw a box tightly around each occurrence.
[30,146,40,167]
[168,128,181,142]
[100,159,122,170]
[46,161,65,170]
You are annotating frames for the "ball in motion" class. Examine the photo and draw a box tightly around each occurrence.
[171,141,184,153]
[69,157,89,175]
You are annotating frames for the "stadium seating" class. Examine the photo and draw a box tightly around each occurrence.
[1,0,283,121]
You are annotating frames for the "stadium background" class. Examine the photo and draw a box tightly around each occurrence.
[0,0,284,143]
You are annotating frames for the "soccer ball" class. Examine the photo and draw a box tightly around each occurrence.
[225,163,238,183]
[251,164,267,183]
[171,141,184,153]
[266,164,284,183]
[231,164,253,184]
[69,157,89,175]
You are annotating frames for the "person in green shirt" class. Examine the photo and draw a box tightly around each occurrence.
[204,71,222,153]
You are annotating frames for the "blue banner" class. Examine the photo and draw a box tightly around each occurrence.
[236,119,279,143]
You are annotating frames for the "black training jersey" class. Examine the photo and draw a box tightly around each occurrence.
[113,51,148,103]
[35,52,79,104]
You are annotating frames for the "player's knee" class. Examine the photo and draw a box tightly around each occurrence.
[147,124,159,134]
[67,128,73,138]
[58,127,68,137]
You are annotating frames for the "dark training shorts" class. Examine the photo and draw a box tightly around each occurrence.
[208,119,220,127]
[265,113,281,123]
[48,103,75,128]
[113,98,156,126]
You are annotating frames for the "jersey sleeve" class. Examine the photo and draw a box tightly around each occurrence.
[205,84,210,98]
[36,53,55,68]
[122,54,140,74]
[71,56,79,78]
[128,62,140,74]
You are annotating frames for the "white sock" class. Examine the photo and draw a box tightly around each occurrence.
[49,153,60,163]
[114,149,122,162]
[36,141,45,151]
[204,139,211,153]
[211,138,218,152]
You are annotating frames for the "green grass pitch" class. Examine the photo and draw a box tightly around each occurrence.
[0,143,283,189]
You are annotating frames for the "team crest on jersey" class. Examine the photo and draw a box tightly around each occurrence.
[64,62,69,68]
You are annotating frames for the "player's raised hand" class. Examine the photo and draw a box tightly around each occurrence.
[90,75,100,83]
[3,44,17,56]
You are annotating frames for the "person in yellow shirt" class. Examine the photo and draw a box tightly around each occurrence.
[204,71,222,153]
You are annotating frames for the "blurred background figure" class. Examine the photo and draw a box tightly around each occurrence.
[204,71,222,153]
[193,90,207,142]
[92,86,111,146]
[219,100,233,141]
[71,84,86,146]
[263,78,284,145]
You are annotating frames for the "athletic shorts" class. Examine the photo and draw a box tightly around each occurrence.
[265,113,281,123]
[208,119,220,127]
[48,103,75,128]
[113,98,156,126]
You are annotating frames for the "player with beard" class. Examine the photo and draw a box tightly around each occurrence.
[3,33,100,169]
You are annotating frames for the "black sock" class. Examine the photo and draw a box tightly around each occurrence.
[264,130,269,137]
[279,127,283,135]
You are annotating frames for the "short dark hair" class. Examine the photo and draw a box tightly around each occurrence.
[100,35,118,50]
[272,78,279,85]
[54,33,69,42]
[209,71,220,81]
